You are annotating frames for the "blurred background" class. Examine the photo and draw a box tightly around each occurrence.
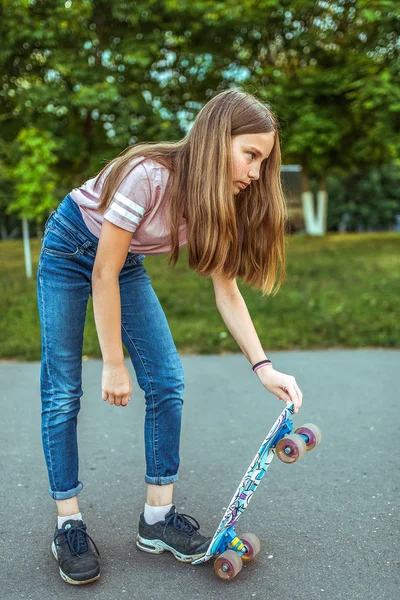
[0,0,399,359]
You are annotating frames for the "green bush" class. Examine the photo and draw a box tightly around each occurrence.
[325,163,400,231]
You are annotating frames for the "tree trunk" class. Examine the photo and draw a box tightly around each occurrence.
[22,218,32,278]
[301,175,328,236]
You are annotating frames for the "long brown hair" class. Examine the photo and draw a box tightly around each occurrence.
[95,90,286,295]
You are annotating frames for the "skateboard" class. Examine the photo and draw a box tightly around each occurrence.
[192,402,321,580]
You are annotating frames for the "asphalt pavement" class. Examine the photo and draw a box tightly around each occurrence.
[0,349,398,600]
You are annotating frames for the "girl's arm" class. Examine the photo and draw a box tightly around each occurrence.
[92,220,134,406]
[211,273,268,365]
[211,273,303,412]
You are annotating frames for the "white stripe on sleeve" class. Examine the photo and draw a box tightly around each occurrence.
[109,202,142,225]
[114,191,146,216]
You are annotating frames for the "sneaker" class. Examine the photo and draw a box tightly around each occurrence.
[51,519,100,585]
[136,506,211,563]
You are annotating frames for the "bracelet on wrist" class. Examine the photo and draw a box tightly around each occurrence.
[252,359,272,373]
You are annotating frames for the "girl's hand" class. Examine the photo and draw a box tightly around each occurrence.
[102,361,132,407]
[256,366,303,413]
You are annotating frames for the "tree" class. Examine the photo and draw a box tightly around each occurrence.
[8,127,58,276]
[0,0,399,241]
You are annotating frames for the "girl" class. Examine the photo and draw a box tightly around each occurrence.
[37,89,303,585]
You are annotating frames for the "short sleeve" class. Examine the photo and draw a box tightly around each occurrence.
[103,161,152,233]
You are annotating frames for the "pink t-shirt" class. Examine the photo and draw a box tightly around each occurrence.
[70,157,187,255]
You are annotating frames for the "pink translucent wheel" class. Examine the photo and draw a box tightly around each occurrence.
[294,423,322,450]
[276,434,306,463]
[214,549,243,580]
[240,533,261,562]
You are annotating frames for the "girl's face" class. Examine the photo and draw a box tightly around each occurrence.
[231,132,275,195]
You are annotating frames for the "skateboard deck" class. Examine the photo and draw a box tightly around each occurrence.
[192,402,296,566]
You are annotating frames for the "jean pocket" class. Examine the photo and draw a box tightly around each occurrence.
[42,226,80,258]
[43,211,56,234]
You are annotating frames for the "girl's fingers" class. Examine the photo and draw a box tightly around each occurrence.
[286,385,299,412]
[276,387,291,404]
[121,394,130,407]
[113,394,131,406]
[295,384,303,405]
[115,394,130,406]
[276,385,300,413]
[103,392,130,406]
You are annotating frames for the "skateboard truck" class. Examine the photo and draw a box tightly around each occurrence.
[217,528,247,558]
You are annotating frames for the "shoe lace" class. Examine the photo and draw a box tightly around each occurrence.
[163,512,200,537]
[55,523,100,558]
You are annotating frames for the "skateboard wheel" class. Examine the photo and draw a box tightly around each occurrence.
[214,550,243,580]
[294,423,322,450]
[240,533,261,562]
[276,434,306,463]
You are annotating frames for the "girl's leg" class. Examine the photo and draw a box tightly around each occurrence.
[37,207,100,584]
[119,259,184,490]
[56,496,80,517]
[37,241,90,504]
[119,259,211,561]
[146,483,174,506]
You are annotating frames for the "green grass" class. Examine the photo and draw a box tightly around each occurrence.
[1,232,399,360]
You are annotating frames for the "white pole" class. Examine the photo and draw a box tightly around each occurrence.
[302,191,328,236]
[22,218,32,278]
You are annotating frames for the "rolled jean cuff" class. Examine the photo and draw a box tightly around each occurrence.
[144,474,179,485]
[49,481,83,500]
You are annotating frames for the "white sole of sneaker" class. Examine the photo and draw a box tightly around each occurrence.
[51,542,100,585]
[135,535,206,563]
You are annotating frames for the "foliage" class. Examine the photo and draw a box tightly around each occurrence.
[8,127,58,220]
[326,162,400,231]
[0,0,399,220]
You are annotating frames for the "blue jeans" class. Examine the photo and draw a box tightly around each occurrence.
[37,195,184,500]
